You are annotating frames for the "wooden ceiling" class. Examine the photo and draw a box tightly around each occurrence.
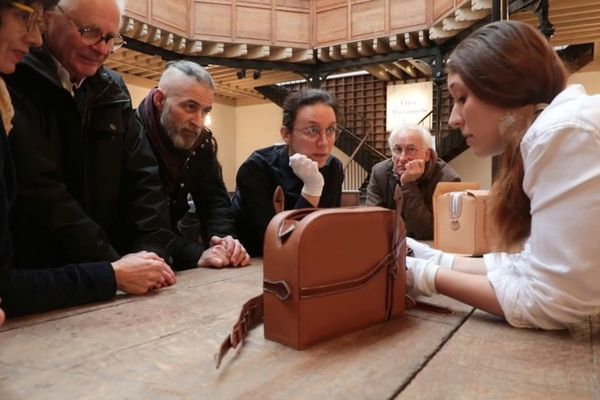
[106,0,600,101]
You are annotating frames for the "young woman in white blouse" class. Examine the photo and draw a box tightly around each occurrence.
[407,20,600,336]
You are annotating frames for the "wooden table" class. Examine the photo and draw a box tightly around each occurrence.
[0,260,597,399]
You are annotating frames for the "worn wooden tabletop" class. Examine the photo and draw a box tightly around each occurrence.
[0,260,597,399]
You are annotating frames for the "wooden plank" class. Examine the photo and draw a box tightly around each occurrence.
[236,6,272,41]
[315,6,348,45]
[350,0,385,38]
[397,309,600,399]
[193,2,232,39]
[0,264,472,399]
[390,0,427,29]
[151,0,188,35]
[124,0,149,20]
[275,9,310,45]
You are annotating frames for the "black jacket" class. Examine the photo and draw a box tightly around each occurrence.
[5,47,173,267]
[0,116,116,318]
[231,145,344,256]
[137,105,235,269]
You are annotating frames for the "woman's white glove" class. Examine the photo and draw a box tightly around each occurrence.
[289,153,324,197]
[406,257,440,297]
[407,237,455,269]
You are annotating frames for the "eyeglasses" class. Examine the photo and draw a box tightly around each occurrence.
[391,145,420,157]
[293,125,339,140]
[9,1,45,33]
[56,5,125,51]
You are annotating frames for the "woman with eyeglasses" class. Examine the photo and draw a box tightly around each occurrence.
[0,0,175,320]
[231,88,344,257]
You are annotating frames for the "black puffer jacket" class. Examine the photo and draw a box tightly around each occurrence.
[5,47,173,267]
[0,113,116,318]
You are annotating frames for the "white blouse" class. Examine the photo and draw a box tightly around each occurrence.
[485,85,600,332]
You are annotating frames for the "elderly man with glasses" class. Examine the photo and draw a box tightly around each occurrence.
[5,0,175,268]
[366,125,461,240]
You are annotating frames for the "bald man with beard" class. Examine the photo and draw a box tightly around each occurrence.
[137,61,250,269]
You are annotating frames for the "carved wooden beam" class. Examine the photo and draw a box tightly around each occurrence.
[472,0,493,11]
[455,7,489,21]
[389,34,407,51]
[246,45,270,59]
[442,18,473,32]
[170,36,186,52]
[289,49,313,63]
[373,37,392,54]
[382,63,405,80]
[395,61,418,78]
[357,40,375,56]
[218,83,264,99]
[158,32,173,49]
[418,30,430,47]
[184,40,202,55]
[198,41,225,56]
[407,59,432,76]
[317,47,332,62]
[429,27,457,40]
[340,42,359,58]
[147,27,161,45]
[404,32,419,49]
[265,47,293,61]
[364,65,391,81]
[328,45,343,60]
[223,43,248,58]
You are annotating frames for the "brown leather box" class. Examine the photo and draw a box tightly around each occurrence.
[262,206,406,349]
[433,182,497,256]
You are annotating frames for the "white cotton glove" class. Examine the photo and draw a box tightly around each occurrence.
[289,153,324,197]
[406,257,440,297]
[407,237,455,269]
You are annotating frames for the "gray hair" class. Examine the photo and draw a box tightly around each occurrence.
[57,0,125,14]
[54,0,125,29]
[160,60,215,91]
[387,125,434,151]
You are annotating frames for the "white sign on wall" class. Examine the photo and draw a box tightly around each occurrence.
[386,81,433,132]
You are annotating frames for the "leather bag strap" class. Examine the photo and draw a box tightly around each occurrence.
[385,184,404,320]
[215,294,264,369]
[300,250,397,299]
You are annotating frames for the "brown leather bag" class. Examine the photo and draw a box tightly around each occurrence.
[215,188,450,368]
[262,205,406,349]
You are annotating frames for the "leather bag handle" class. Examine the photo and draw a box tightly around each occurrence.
[276,208,316,241]
[273,186,285,214]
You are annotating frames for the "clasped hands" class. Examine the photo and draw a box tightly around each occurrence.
[111,235,251,295]
[197,235,251,269]
[112,251,176,294]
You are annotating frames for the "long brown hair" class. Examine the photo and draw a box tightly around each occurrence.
[446,21,567,250]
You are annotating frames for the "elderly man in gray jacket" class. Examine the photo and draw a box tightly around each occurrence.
[366,125,460,240]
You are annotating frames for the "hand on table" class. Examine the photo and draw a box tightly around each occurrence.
[209,235,251,267]
[112,251,176,294]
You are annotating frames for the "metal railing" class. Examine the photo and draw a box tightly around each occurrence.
[340,111,385,192]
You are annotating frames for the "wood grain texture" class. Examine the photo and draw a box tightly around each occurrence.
[397,309,600,400]
[0,262,472,399]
